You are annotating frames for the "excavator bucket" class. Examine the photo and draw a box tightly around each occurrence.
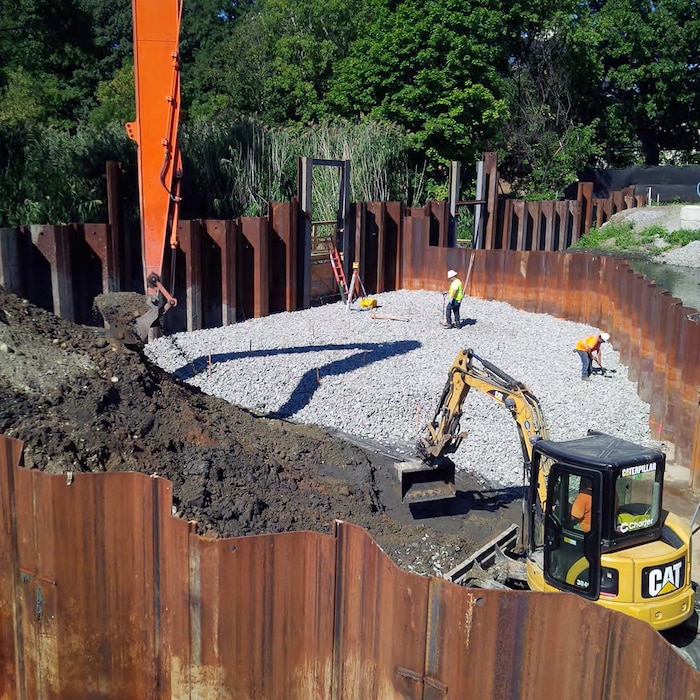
[394,458,456,503]
[94,292,158,345]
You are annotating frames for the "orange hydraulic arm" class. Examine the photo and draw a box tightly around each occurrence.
[125,0,183,337]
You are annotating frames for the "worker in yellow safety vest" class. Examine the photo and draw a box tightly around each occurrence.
[444,269,464,329]
[574,332,610,380]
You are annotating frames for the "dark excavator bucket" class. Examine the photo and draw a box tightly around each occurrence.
[394,458,456,503]
[94,292,161,345]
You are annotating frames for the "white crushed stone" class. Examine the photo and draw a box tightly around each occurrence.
[145,291,664,488]
[659,240,700,268]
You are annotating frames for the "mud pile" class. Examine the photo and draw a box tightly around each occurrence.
[0,288,518,576]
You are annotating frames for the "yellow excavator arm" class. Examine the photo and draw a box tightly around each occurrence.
[406,348,550,504]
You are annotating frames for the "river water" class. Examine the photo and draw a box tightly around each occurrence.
[627,260,700,313]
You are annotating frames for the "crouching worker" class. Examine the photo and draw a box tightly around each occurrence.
[574,332,609,380]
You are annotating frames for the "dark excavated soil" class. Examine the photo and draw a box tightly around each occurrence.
[0,288,521,575]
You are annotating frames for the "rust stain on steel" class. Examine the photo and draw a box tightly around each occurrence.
[82,223,115,295]
[649,291,676,440]
[521,252,547,312]
[661,302,685,448]
[28,225,74,322]
[626,276,645,386]
[333,521,429,700]
[384,201,403,292]
[202,219,238,326]
[3,443,182,697]
[677,311,700,466]
[240,217,270,318]
[192,529,335,698]
[636,281,660,402]
[177,219,204,332]
[269,200,298,312]
[0,436,24,698]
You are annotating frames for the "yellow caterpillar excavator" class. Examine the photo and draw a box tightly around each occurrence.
[398,348,695,631]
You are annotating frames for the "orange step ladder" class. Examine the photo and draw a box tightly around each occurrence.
[325,237,348,302]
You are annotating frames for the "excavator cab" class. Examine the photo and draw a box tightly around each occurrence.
[526,431,693,629]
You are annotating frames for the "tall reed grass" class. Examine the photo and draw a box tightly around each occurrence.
[0,117,428,226]
[181,117,426,220]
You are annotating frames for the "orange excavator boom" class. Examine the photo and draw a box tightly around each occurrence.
[122,0,183,341]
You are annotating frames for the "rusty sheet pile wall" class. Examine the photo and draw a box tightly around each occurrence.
[473,153,642,251]
[0,434,698,698]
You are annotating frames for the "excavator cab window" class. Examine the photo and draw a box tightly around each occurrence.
[543,465,602,600]
[609,460,662,546]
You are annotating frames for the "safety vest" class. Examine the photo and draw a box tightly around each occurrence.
[449,278,464,302]
[575,335,599,352]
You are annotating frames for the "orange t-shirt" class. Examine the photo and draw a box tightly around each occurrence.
[571,492,592,532]
[575,335,601,353]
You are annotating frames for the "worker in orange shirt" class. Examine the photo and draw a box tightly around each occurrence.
[574,332,610,380]
[571,479,593,532]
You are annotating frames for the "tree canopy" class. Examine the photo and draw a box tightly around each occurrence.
[1,0,699,224]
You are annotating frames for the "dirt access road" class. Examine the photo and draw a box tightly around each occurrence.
[0,287,522,576]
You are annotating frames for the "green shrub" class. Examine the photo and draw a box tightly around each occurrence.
[573,218,700,253]
[574,221,634,249]
[456,208,474,242]
[664,228,700,247]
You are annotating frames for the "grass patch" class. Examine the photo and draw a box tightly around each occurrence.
[574,221,700,253]
[664,228,700,247]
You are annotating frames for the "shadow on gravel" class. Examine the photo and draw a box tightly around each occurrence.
[408,486,524,519]
[166,339,422,419]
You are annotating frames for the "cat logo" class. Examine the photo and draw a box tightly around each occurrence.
[642,558,685,598]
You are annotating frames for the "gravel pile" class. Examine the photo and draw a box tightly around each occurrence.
[145,291,662,488]
[659,240,700,268]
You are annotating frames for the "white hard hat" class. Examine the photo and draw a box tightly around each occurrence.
[600,332,610,342]
[447,270,457,279]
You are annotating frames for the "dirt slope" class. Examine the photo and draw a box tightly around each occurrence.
[0,288,520,575]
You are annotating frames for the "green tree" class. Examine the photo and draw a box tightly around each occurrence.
[0,0,99,129]
[588,0,700,166]
[78,0,133,125]
[88,61,136,128]
[326,0,528,166]
[192,0,362,124]
[179,0,256,118]
[495,12,603,198]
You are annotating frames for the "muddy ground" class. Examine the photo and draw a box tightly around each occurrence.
[0,288,522,576]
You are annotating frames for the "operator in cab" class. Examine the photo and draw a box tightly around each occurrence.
[571,478,593,532]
